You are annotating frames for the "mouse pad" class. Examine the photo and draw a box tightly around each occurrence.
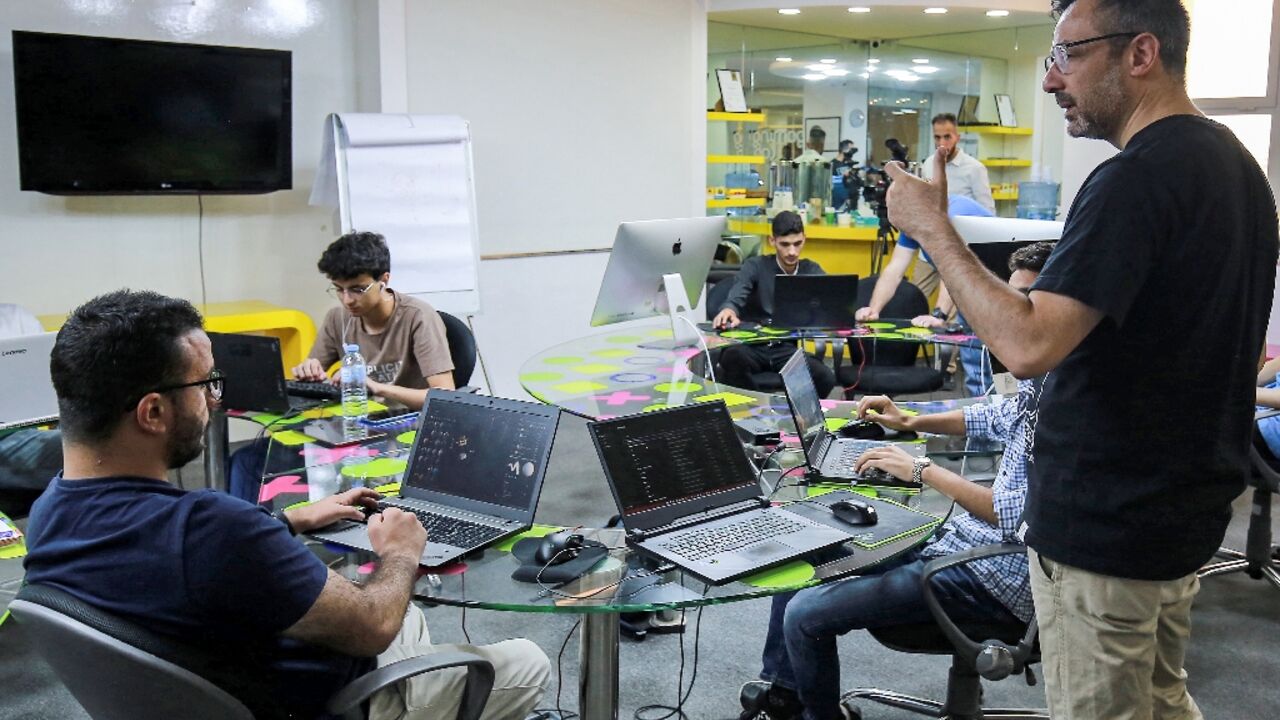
[510,537,610,584]
[784,491,941,549]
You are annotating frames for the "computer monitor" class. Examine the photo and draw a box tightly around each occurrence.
[590,216,726,348]
[950,216,1064,246]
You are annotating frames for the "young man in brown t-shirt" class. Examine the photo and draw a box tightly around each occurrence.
[293,231,455,410]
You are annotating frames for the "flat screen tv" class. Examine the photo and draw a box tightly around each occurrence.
[12,31,292,195]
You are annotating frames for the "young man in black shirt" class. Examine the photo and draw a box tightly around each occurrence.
[882,1,1278,717]
[712,210,837,397]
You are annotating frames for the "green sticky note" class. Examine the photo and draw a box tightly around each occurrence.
[0,542,27,560]
[654,381,703,393]
[590,348,634,358]
[759,327,791,336]
[269,430,316,446]
[340,457,408,479]
[396,431,417,445]
[864,322,896,330]
[570,363,619,375]
[520,372,563,383]
[374,482,401,496]
[492,524,565,553]
[719,330,757,339]
[543,356,583,365]
[741,560,816,588]
[606,335,643,344]
[865,332,905,339]
[553,380,608,394]
[825,418,848,431]
[645,328,674,338]
[695,391,755,407]
[899,327,932,336]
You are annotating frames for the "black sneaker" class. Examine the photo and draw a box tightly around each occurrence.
[738,681,803,720]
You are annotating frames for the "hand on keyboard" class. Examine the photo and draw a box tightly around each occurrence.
[367,506,428,560]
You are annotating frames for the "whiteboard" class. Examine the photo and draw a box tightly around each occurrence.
[311,113,481,315]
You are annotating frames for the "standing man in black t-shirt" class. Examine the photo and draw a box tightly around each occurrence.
[881,1,1278,718]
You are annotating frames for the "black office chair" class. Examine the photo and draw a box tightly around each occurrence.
[10,583,496,720]
[1198,410,1280,590]
[843,544,1048,720]
[438,311,478,388]
[837,275,945,399]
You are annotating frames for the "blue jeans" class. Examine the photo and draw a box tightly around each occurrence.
[228,437,269,504]
[759,548,1020,720]
[955,312,991,397]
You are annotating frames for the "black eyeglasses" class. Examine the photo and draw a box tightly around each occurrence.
[130,369,225,410]
[1044,32,1140,74]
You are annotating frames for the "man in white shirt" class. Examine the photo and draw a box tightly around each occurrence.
[921,113,995,214]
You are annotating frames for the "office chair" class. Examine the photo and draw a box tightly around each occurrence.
[843,544,1048,720]
[10,583,496,720]
[837,276,945,399]
[438,311,478,388]
[1198,409,1280,590]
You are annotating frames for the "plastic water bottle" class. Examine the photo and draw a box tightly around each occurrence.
[340,343,368,437]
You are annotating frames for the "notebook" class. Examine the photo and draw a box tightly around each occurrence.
[779,349,923,481]
[0,332,58,431]
[309,390,561,567]
[772,274,860,330]
[589,401,849,585]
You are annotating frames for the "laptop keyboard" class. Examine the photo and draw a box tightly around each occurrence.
[658,512,804,562]
[821,439,888,474]
[286,380,342,401]
[377,502,506,549]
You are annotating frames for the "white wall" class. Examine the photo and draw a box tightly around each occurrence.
[1,0,363,328]
[392,0,709,397]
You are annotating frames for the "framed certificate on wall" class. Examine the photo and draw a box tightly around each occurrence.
[715,69,748,113]
[995,94,1018,128]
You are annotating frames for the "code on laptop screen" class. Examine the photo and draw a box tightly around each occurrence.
[406,399,556,511]
[590,402,754,515]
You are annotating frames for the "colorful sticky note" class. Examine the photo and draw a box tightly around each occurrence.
[741,560,816,588]
[340,457,409,479]
[654,381,703,393]
[695,391,756,408]
[590,348,634,358]
[396,431,417,445]
[520,372,563,383]
[543,356,584,365]
[552,380,609,394]
[268,430,316,446]
[570,363,619,375]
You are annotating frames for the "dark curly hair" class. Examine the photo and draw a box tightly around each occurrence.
[771,210,805,238]
[1009,241,1056,274]
[50,290,204,443]
[317,231,391,281]
[1051,0,1190,77]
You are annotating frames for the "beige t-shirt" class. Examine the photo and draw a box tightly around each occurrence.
[310,291,454,389]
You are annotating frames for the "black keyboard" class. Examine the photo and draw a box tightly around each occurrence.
[658,512,804,562]
[286,380,342,401]
[378,502,506,549]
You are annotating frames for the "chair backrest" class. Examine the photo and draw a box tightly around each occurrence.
[1252,415,1280,493]
[438,311,477,387]
[706,276,737,321]
[11,584,254,720]
[853,275,930,367]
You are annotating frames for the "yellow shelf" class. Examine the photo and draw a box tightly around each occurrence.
[992,191,1019,201]
[708,154,766,164]
[981,159,1033,168]
[959,125,1033,136]
[708,197,766,208]
[728,218,879,241]
[707,111,765,123]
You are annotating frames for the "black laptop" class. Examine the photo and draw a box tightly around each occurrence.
[589,401,849,585]
[309,390,561,567]
[779,350,923,481]
[772,274,859,330]
[209,332,332,414]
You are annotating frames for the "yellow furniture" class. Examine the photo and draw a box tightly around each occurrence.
[39,300,316,374]
[727,219,884,276]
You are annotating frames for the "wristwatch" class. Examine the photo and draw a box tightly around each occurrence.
[931,308,948,321]
[911,456,933,486]
[273,508,297,536]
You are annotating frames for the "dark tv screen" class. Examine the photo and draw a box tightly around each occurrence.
[12,31,292,195]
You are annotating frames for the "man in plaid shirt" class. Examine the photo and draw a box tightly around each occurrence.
[741,242,1053,720]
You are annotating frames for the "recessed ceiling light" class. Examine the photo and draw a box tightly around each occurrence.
[865,66,877,72]
[776,56,793,62]
[924,7,948,14]
[807,63,830,71]
[916,66,941,74]
[825,68,851,76]
[778,8,801,15]
[900,97,911,102]
[986,9,1011,17]
[867,58,881,64]
[802,73,826,81]
[860,72,870,78]
[912,58,929,64]
[820,58,837,64]
[897,73,920,82]
[848,6,871,13]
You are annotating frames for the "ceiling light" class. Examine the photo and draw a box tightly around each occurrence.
[848,6,871,13]
[986,9,1011,17]
[868,58,881,64]
[807,63,830,71]
[802,73,826,81]
[865,66,877,73]
[820,58,837,64]
[825,68,850,76]
[900,74,919,81]
[912,58,929,64]
[776,56,793,62]
[916,66,941,74]
[902,109,917,114]
[860,72,870,78]
[924,7,948,14]
[778,8,801,15]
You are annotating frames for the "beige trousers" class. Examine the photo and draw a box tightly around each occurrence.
[368,605,551,720]
[1028,549,1203,720]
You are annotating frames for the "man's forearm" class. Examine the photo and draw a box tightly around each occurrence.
[1258,386,1280,408]
[360,553,419,645]
[921,465,995,525]
[373,383,428,410]
[905,408,967,436]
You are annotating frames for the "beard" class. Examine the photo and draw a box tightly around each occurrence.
[166,402,207,470]
[1059,63,1126,140]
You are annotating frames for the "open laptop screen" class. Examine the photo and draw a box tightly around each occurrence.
[779,350,826,461]
[591,402,755,517]
[406,397,558,512]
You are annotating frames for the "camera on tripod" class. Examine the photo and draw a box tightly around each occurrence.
[861,137,911,224]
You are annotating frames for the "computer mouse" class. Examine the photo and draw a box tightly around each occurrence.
[938,322,965,335]
[830,499,878,526]
[839,420,886,440]
[535,532,585,565]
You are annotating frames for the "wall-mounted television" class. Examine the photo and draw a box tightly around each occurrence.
[12,31,292,195]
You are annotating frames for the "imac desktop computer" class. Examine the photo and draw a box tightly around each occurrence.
[590,216,726,349]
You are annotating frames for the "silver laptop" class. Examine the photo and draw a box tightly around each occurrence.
[779,349,922,480]
[309,390,561,567]
[589,401,849,585]
[0,332,59,430]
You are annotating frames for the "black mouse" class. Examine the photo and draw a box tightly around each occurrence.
[839,420,886,440]
[535,531,585,565]
[830,499,878,526]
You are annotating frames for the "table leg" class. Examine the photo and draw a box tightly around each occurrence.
[203,409,228,491]
[579,611,620,720]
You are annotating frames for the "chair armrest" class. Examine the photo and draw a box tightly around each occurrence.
[919,543,1038,676]
[327,651,495,720]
